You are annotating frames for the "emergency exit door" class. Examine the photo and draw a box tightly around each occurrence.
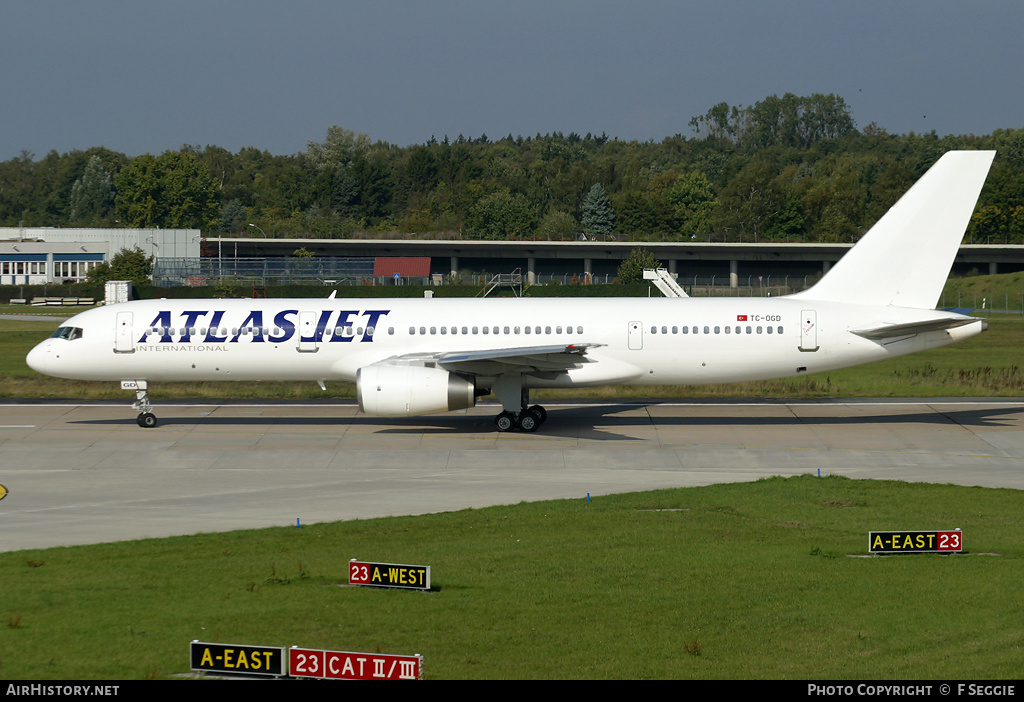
[800,310,819,352]
[628,321,643,350]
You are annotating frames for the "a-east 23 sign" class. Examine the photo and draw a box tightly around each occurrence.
[869,530,963,554]
[349,559,431,590]
[290,647,422,680]
[190,641,286,676]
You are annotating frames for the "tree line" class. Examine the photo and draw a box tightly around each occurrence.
[2,93,1023,245]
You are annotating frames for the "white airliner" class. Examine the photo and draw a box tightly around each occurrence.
[27,150,995,432]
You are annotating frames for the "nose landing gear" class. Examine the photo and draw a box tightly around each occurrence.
[126,380,158,428]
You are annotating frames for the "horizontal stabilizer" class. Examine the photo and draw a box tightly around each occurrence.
[851,317,984,340]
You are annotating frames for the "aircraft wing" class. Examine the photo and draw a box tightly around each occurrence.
[420,342,604,376]
[851,317,982,341]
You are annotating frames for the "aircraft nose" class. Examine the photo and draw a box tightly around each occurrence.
[26,339,57,376]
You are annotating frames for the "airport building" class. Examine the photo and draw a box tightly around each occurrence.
[2,226,1022,289]
[0,228,200,285]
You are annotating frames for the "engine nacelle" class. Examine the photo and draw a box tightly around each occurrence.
[356,363,476,417]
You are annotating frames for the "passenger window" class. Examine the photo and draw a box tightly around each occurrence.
[714,326,720,334]
[504,326,510,335]
[703,326,710,334]
[525,326,531,334]
[545,326,551,334]
[441,327,447,335]
[409,327,415,334]
[462,327,468,335]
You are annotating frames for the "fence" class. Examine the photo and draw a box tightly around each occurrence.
[152,258,820,296]
[153,257,377,287]
[938,291,1024,313]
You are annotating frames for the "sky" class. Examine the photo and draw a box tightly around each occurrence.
[2,1,1022,160]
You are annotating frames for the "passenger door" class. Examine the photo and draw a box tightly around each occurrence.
[114,311,135,354]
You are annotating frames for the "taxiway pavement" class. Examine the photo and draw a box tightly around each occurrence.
[3,400,1024,552]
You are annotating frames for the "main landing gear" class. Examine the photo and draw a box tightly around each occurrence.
[491,375,550,433]
[494,404,548,433]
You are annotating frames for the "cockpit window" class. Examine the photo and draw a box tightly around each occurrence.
[51,326,83,341]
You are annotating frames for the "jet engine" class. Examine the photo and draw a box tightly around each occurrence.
[356,363,476,417]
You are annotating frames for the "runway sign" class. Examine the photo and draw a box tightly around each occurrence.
[290,647,422,680]
[190,641,286,677]
[349,559,431,590]
[869,530,963,554]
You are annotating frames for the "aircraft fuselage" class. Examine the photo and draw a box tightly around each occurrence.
[28,295,983,388]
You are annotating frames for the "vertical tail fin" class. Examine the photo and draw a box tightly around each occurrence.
[794,150,995,309]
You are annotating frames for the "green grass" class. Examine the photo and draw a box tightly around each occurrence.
[2,476,1022,679]
[941,270,1024,312]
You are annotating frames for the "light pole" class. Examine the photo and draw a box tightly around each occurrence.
[248,224,267,237]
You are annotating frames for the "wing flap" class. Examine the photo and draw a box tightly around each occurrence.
[437,342,603,375]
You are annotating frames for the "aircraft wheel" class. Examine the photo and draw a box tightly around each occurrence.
[137,412,158,428]
[528,405,547,424]
[517,409,542,433]
[494,411,516,432]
